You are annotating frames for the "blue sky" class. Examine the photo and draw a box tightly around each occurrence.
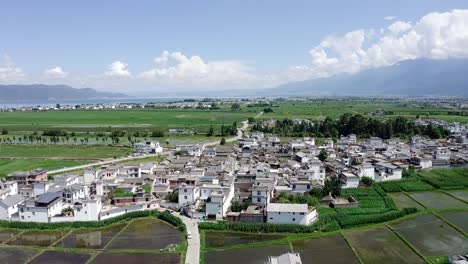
[1,1,468,94]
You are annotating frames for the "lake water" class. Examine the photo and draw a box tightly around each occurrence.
[0,97,184,108]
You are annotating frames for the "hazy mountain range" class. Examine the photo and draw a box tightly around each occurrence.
[0,85,127,101]
[263,58,468,97]
[1,58,467,100]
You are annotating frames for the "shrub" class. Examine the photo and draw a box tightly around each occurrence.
[360,176,374,186]
[0,210,185,231]
[336,208,416,228]
[199,221,318,233]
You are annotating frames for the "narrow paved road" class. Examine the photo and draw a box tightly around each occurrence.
[180,216,200,264]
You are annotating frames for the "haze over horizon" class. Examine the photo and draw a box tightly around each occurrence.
[1,1,468,96]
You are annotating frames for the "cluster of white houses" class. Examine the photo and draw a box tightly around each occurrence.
[0,128,466,225]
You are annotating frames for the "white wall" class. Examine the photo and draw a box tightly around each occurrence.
[267,209,317,225]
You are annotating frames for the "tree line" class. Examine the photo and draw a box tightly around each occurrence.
[252,113,449,139]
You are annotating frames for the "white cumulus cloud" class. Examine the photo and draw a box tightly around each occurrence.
[288,9,468,81]
[44,66,68,78]
[0,55,25,82]
[384,16,396,21]
[139,51,255,86]
[105,61,131,77]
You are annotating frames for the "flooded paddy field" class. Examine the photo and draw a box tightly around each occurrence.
[205,244,290,264]
[106,218,182,250]
[205,231,285,248]
[391,214,468,256]
[91,252,180,264]
[59,223,126,249]
[445,190,468,202]
[438,211,468,234]
[291,234,359,264]
[0,229,22,243]
[389,193,425,210]
[0,247,40,263]
[344,226,424,264]
[408,191,467,209]
[29,251,92,264]
[6,230,65,247]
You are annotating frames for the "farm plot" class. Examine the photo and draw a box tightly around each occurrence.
[418,168,468,189]
[6,230,65,247]
[389,193,425,210]
[106,218,182,250]
[344,226,424,264]
[0,248,41,263]
[205,231,285,248]
[291,234,359,264]
[91,252,180,264]
[408,191,467,209]
[0,229,21,243]
[60,222,126,249]
[0,144,131,159]
[391,214,468,256]
[378,178,435,192]
[445,189,468,202]
[205,244,290,264]
[438,211,468,234]
[29,251,91,264]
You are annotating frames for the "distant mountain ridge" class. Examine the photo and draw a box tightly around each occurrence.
[265,58,468,97]
[0,84,128,101]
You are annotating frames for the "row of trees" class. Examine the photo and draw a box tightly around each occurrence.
[252,114,449,139]
[206,122,238,137]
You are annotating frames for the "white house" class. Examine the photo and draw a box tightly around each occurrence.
[354,164,375,180]
[18,192,64,223]
[135,141,163,154]
[176,144,204,156]
[433,147,451,160]
[250,185,271,207]
[268,253,302,264]
[178,185,200,207]
[0,194,25,220]
[266,203,317,225]
[73,196,102,221]
[374,162,403,182]
[340,172,360,189]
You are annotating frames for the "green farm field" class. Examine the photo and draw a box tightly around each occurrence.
[0,109,253,132]
[245,100,468,123]
[0,158,90,177]
[0,144,132,159]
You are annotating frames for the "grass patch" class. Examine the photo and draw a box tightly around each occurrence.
[0,158,90,177]
[0,144,132,159]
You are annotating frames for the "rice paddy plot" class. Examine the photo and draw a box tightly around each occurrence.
[408,191,467,209]
[344,226,424,264]
[205,231,285,248]
[59,223,126,249]
[205,244,290,264]
[105,218,182,250]
[91,252,180,264]
[29,251,91,264]
[391,214,468,256]
[291,234,359,264]
[445,190,468,202]
[0,229,21,243]
[438,211,468,234]
[6,230,65,247]
[389,193,425,210]
[0,247,40,263]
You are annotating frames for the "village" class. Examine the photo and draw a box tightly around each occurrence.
[1,122,466,225]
